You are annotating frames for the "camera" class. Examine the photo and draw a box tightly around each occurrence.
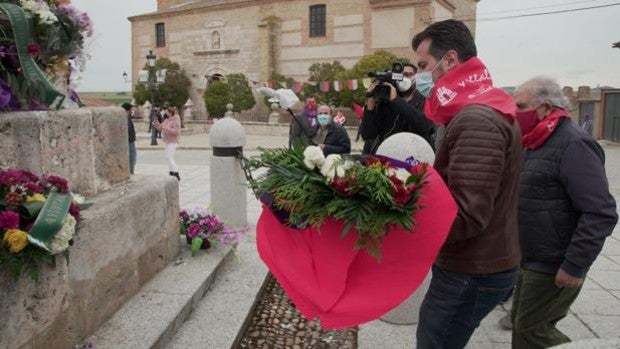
[368,62,405,102]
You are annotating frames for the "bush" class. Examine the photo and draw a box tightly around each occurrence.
[227,73,256,113]
[203,81,230,118]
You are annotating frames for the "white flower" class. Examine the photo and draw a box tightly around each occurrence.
[395,168,411,184]
[303,146,326,170]
[343,160,355,171]
[20,0,58,24]
[320,154,345,181]
[49,215,76,255]
[71,193,85,205]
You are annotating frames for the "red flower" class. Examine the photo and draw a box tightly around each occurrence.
[69,202,80,220]
[392,185,411,206]
[24,182,41,193]
[332,177,352,195]
[0,211,20,230]
[5,192,22,206]
[27,44,40,56]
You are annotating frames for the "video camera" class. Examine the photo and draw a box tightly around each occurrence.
[368,62,405,103]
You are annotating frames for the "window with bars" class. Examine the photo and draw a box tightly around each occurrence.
[156,23,165,47]
[309,5,326,37]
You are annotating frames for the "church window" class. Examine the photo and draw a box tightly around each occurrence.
[309,4,326,37]
[156,23,166,47]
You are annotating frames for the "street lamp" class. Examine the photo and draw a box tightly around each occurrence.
[613,41,620,51]
[122,71,129,83]
[146,50,158,145]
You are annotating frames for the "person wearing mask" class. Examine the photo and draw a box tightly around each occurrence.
[153,106,181,180]
[312,105,351,156]
[399,63,436,148]
[360,67,433,154]
[411,19,523,348]
[510,77,617,349]
[122,102,137,174]
[302,97,318,126]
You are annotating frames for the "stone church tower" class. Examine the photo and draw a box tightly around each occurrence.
[129,0,479,117]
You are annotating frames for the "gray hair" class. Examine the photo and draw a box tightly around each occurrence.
[516,76,570,109]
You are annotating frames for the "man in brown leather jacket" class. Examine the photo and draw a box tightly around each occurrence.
[411,19,523,349]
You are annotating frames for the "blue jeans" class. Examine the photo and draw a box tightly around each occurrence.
[416,265,518,349]
[128,142,137,174]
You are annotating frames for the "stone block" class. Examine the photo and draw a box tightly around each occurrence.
[0,108,130,196]
[91,107,131,191]
[0,176,180,349]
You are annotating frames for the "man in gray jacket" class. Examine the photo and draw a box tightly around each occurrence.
[511,77,618,349]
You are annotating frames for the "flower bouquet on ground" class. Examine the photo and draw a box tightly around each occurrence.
[0,168,86,280]
[179,207,247,256]
[245,144,459,329]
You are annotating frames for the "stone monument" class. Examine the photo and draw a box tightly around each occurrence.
[142,100,152,121]
[0,107,180,349]
[183,98,194,121]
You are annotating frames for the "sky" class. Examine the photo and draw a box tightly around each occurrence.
[73,0,620,92]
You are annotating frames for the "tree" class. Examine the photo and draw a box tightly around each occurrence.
[308,61,346,82]
[227,73,256,113]
[203,81,230,118]
[133,57,191,108]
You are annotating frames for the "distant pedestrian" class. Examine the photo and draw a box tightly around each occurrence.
[153,106,181,180]
[312,105,351,156]
[511,77,618,349]
[301,97,318,126]
[580,114,593,135]
[122,102,137,174]
[149,107,162,146]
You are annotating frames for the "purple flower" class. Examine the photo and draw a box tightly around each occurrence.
[69,202,80,220]
[24,182,41,193]
[42,175,69,193]
[0,77,21,111]
[187,223,201,238]
[0,211,20,230]
[0,169,25,186]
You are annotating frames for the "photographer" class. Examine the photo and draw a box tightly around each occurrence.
[359,65,435,154]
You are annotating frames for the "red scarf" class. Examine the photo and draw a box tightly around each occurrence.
[424,57,516,125]
[522,109,570,150]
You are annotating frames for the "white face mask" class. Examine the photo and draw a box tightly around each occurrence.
[397,77,413,92]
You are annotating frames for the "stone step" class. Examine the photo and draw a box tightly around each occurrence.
[164,233,268,348]
[88,237,233,349]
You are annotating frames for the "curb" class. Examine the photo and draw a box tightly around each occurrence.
[88,238,234,349]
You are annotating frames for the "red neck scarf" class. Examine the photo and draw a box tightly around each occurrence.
[522,109,570,150]
[424,57,516,125]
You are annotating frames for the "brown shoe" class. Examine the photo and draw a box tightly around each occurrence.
[498,313,512,330]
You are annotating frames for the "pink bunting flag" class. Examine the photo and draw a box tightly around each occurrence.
[347,79,359,91]
[292,81,303,93]
[333,81,342,92]
[320,81,330,93]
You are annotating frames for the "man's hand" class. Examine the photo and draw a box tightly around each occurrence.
[388,83,397,102]
[555,268,584,288]
[366,82,378,111]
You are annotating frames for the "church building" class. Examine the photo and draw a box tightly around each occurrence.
[129,0,479,116]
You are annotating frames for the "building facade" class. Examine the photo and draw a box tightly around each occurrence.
[129,0,479,117]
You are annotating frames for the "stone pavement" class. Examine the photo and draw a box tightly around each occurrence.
[134,140,620,348]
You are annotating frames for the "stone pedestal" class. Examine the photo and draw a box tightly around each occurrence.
[268,103,280,124]
[0,108,180,349]
[209,116,247,226]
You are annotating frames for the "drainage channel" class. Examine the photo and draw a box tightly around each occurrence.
[233,273,358,349]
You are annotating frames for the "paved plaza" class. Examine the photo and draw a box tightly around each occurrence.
[134,132,620,348]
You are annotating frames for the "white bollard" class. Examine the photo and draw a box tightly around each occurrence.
[376,132,436,325]
[209,116,247,226]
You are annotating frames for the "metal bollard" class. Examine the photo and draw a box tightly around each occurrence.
[209,114,248,226]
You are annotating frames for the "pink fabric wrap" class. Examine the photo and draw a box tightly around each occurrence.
[256,165,457,329]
